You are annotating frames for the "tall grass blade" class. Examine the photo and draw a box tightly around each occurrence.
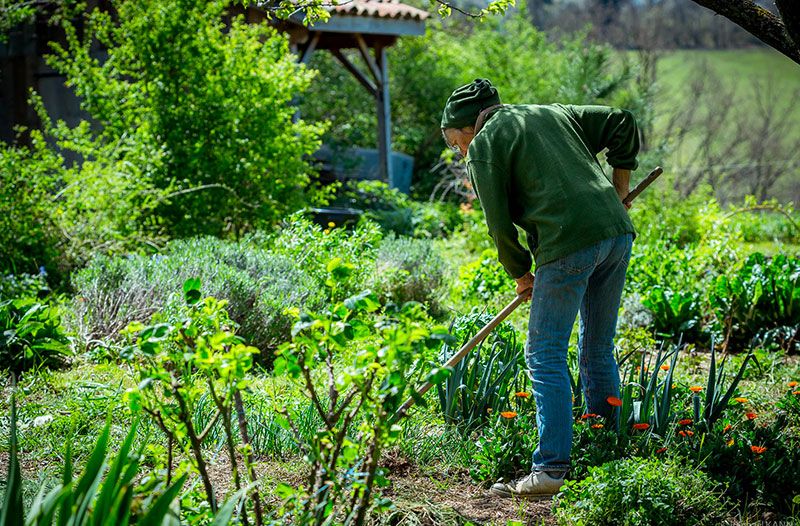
[1,395,24,526]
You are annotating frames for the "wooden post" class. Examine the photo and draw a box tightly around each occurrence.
[375,43,394,188]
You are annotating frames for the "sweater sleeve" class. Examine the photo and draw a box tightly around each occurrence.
[567,105,640,170]
[467,160,532,279]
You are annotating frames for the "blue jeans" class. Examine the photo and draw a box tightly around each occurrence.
[525,233,633,472]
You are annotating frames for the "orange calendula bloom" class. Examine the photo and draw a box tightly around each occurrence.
[687,430,694,436]
[606,396,623,407]
[679,430,687,437]
[723,424,732,433]
[660,364,670,371]
[745,413,759,420]
[788,381,798,387]
[515,392,531,398]
[751,446,767,454]
[678,419,693,426]
[793,391,800,395]
[656,447,667,454]
[500,411,517,419]
[591,424,603,429]
[633,423,650,430]
[671,384,676,389]
[689,386,703,392]
[580,413,598,420]
[734,397,748,403]
[487,408,493,413]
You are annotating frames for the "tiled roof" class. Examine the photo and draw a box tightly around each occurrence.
[328,0,430,21]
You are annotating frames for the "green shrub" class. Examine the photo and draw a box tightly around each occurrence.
[335,180,462,238]
[43,0,324,239]
[71,237,323,357]
[265,212,383,300]
[554,457,730,526]
[0,298,71,373]
[470,412,538,485]
[0,132,67,282]
[367,236,449,316]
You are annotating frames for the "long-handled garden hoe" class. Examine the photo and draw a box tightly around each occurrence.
[394,166,664,420]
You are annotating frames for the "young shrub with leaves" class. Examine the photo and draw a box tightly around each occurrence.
[554,457,731,525]
[123,278,261,518]
[272,290,451,525]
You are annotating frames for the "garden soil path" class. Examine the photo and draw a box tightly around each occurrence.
[250,451,558,525]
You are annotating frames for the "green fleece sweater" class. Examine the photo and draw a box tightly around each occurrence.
[466,103,639,278]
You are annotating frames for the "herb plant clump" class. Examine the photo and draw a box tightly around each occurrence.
[554,457,730,526]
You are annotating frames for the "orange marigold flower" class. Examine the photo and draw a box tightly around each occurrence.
[500,411,517,419]
[689,386,703,392]
[788,381,798,388]
[580,413,598,420]
[750,446,767,454]
[633,423,650,430]
[679,430,687,437]
[636,366,648,372]
[671,384,676,389]
[687,430,694,436]
[487,408,493,413]
[660,364,670,371]
[591,424,604,429]
[734,397,748,403]
[678,419,693,426]
[656,447,667,454]
[515,392,531,398]
[745,413,759,420]
[793,391,800,395]
[723,424,732,433]
[606,396,623,407]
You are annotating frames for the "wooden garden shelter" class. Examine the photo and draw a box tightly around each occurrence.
[267,0,430,189]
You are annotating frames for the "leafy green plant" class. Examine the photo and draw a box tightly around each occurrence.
[710,252,800,351]
[470,412,537,485]
[671,414,800,515]
[455,249,515,307]
[554,457,730,525]
[641,286,705,343]
[123,278,261,516]
[569,416,637,482]
[272,290,450,525]
[0,297,71,373]
[435,311,526,434]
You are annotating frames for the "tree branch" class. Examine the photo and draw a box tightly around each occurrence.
[688,0,800,65]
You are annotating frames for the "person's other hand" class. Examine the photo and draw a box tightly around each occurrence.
[515,272,534,300]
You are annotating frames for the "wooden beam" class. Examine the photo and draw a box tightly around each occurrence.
[331,49,377,97]
[299,32,321,64]
[375,43,394,188]
[354,33,381,84]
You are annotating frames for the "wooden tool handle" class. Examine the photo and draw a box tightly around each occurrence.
[395,288,531,419]
[623,166,663,205]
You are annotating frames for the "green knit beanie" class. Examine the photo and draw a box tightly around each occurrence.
[440,78,501,130]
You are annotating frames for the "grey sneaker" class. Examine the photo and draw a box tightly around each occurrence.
[490,470,566,500]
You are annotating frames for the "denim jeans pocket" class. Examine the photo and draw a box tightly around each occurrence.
[558,244,599,274]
